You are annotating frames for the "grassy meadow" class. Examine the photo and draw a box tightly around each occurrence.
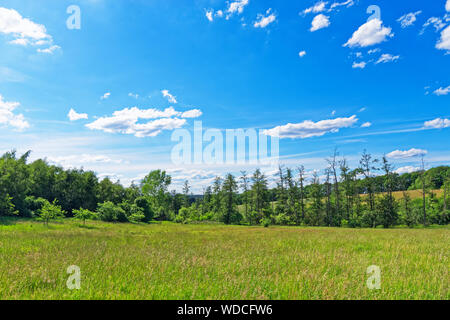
[0,218,448,300]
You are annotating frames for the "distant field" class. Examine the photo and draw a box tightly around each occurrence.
[365,189,443,200]
[0,219,448,300]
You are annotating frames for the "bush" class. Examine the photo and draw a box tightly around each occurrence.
[37,200,65,226]
[134,197,154,222]
[274,213,291,226]
[261,218,271,228]
[73,208,97,225]
[340,219,349,228]
[25,196,48,217]
[97,201,126,222]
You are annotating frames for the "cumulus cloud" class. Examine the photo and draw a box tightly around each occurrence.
[447,0,450,12]
[310,14,330,32]
[68,108,88,121]
[352,61,366,69]
[433,85,450,95]
[376,53,400,64]
[0,7,59,53]
[0,94,29,131]
[424,118,450,129]
[397,11,422,28]
[386,148,428,159]
[161,89,177,104]
[262,115,358,139]
[395,166,421,174]
[361,122,372,128]
[436,25,450,51]
[227,0,249,17]
[254,9,276,28]
[86,106,202,138]
[344,19,394,48]
[298,50,307,57]
[100,92,111,100]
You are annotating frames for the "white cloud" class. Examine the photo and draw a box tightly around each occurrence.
[263,115,358,139]
[344,19,394,48]
[299,50,307,57]
[310,14,330,32]
[361,122,372,128]
[9,38,29,46]
[397,11,422,28]
[436,25,450,51]
[424,118,450,129]
[86,106,201,138]
[302,1,328,15]
[368,48,380,54]
[0,7,59,53]
[0,94,29,131]
[37,44,60,54]
[68,108,88,121]
[386,148,428,159]
[395,166,421,174]
[330,0,354,10]
[48,154,123,166]
[101,92,111,100]
[433,85,450,96]
[376,53,400,64]
[161,89,177,104]
[205,9,214,22]
[447,0,450,12]
[254,9,276,28]
[227,0,249,17]
[422,17,446,33]
[181,109,203,118]
[128,93,139,99]
[352,61,366,69]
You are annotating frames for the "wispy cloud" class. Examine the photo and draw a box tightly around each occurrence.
[397,11,422,28]
[161,89,177,104]
[376,53,400,64]
[100,92,111,100]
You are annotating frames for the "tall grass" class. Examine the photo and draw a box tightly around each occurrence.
[0,219,448,300]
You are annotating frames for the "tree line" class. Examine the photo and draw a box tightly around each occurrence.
[0,150,448,228]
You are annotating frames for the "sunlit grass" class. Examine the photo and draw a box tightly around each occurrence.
[0,218,448,300]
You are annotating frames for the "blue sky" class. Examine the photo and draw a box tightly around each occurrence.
[0,0,449,191]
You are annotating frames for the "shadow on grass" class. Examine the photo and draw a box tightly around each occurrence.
[0,216,29,225]
[78,224,99,230]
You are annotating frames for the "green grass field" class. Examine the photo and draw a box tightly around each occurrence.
[0,219,448,300]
